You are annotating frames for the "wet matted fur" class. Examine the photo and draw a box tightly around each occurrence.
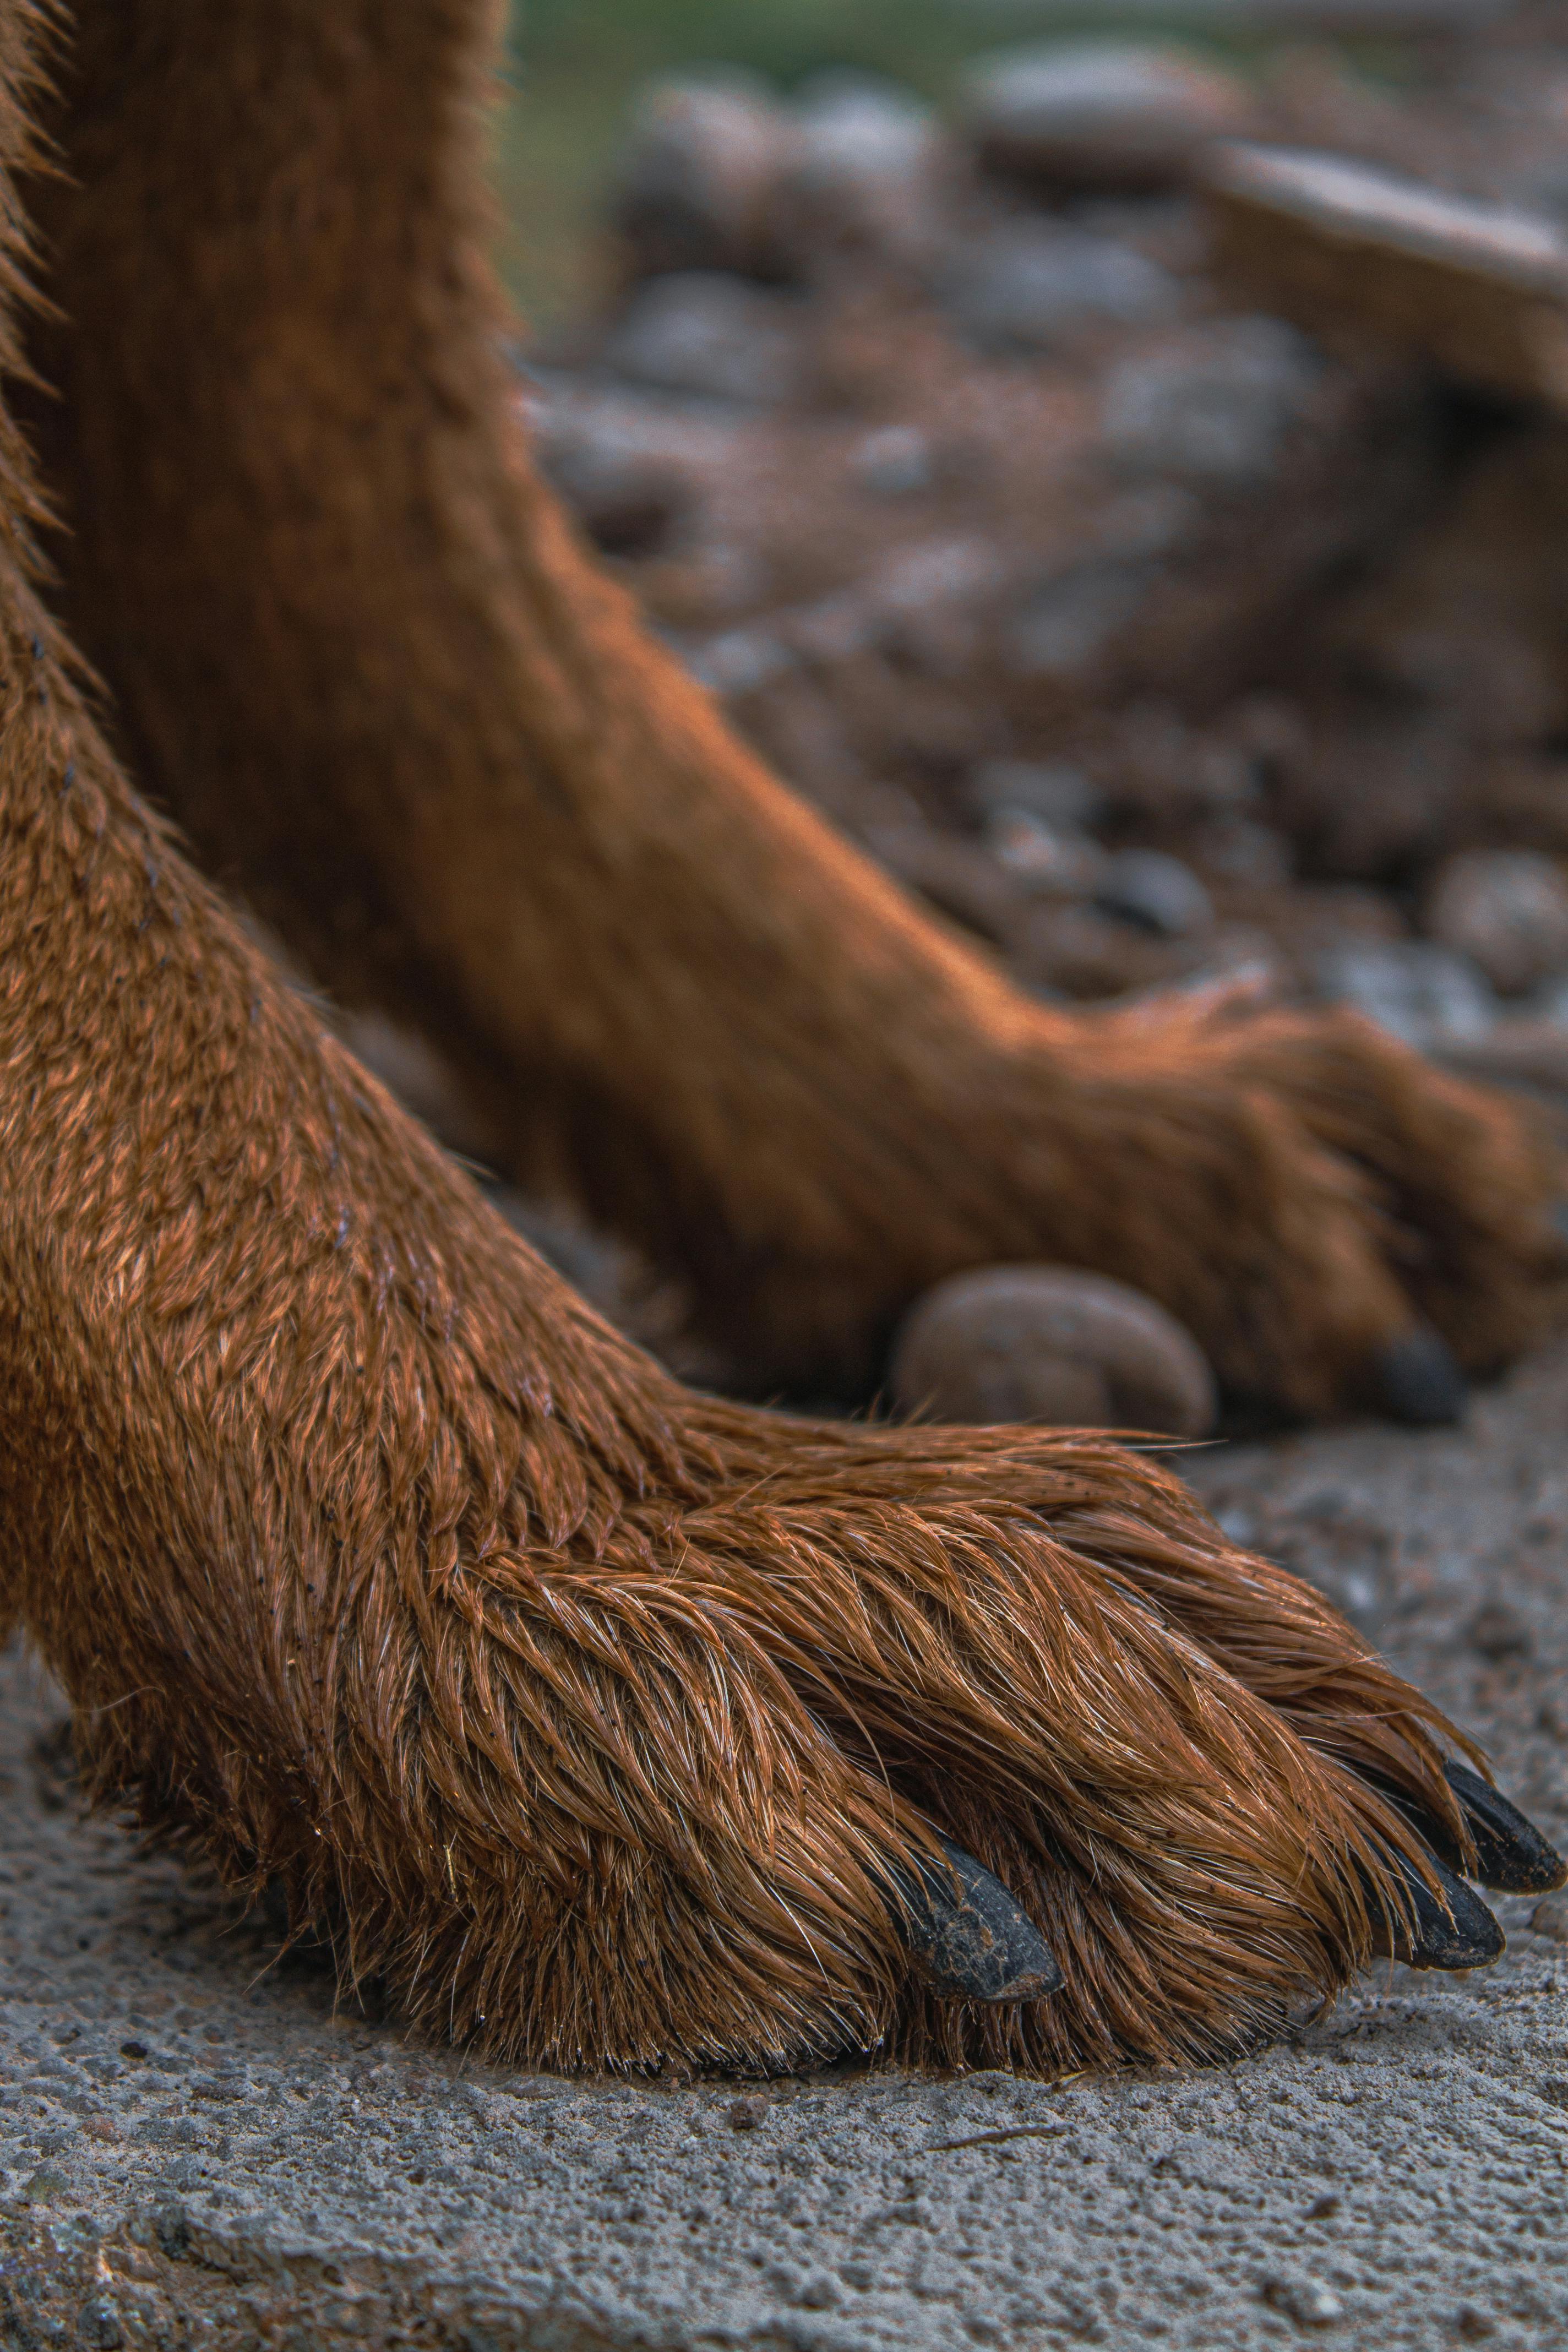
[0,0,1556,2076]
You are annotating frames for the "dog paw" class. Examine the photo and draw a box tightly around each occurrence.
[1030,1002,1567,1417]
[211,1412,1557,2072]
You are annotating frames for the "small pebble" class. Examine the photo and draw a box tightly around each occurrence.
[891,1266,1217,1436]
[794,2273,842,2311]
[963,40,1252,190]
[945,220,1179,351]
[851,425,935,498]
[1315,940,1498,1047]
[1262,2273,1344,2327]
[75,2300,123,2352]
[1097,848,1213,937]
[783,72,943,264]
[1425,849,1568,997]
[727,2095,766,2131]
[689,625,797,699]
[606,274,805,406]
[795,69,931,161]
[613,72,797,278]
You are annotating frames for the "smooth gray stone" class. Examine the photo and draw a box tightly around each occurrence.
[962,38,1251,189]
[1097,846,1215,937]
[606,273,807,405]
[1315,938,1500,1046]
[613,71,798,277]
[945,220,1181,350]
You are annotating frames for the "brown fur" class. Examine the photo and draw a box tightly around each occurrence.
[0,0,1548,2076]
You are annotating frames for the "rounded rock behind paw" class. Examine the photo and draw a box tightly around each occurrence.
[889,1265,1217,1435]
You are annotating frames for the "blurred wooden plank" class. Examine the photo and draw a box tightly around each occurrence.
[1204,143,1568,409]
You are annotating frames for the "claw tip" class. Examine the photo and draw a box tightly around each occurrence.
[892,1837,1063,2005]
[1445,1761,1568,1896]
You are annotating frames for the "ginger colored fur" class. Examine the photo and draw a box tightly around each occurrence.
[0,0,1550,2076]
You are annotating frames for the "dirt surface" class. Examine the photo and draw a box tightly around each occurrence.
[3,1337,1566,2350]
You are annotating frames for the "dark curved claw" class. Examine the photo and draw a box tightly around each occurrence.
[1443,1762,1568,1896]
[1374,1327,1467,1428]
[1368,1850,1504,1972]
[1374,1761,1567,1896]
[890,1836,1062,2003]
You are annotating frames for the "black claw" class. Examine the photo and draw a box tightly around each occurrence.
[1374,1327,1468,1427]
[1444,1762,1568,1896]
[1375,1761,1568,1896]
[889,1836,1062,2003]
[1368,1851,1504,1971]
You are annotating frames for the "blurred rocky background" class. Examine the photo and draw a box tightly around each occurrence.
[496,0,1568,1053]
[340,0,1568,1368]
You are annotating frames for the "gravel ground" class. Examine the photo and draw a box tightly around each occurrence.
[508,9,1568,1077]
[2,1344,1567,2349]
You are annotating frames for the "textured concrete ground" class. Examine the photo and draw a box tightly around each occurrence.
[3,1344,1568,2350]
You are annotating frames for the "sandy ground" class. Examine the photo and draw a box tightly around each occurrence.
[2,1344,1567,2350]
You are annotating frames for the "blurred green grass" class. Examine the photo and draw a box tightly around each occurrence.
[491,0,1114,328]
